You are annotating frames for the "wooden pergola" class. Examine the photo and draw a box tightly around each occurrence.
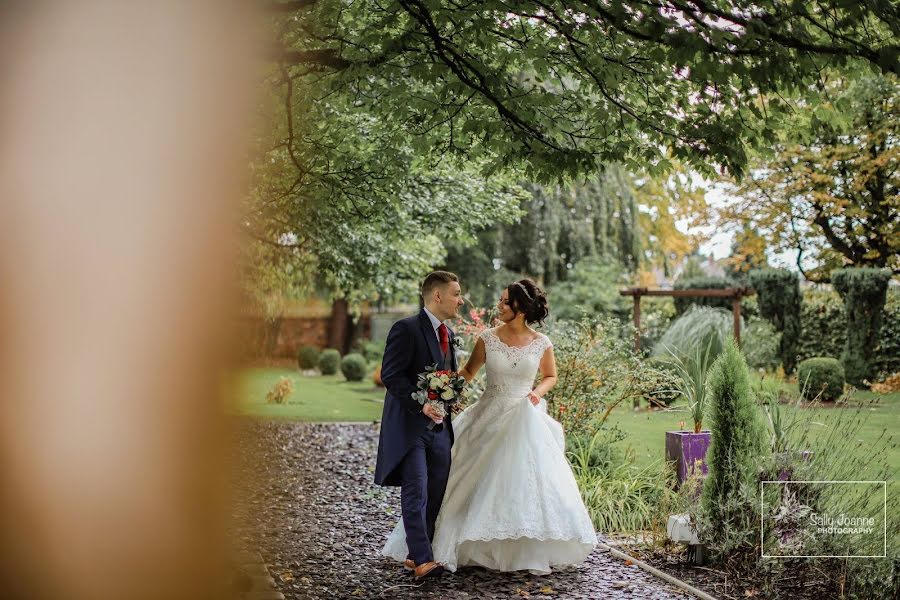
[619,287,756,351]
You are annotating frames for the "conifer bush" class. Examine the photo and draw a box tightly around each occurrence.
[701,338,766,546]
[832,268,891,386]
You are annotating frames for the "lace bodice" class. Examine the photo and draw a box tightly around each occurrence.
[479,327,552,398]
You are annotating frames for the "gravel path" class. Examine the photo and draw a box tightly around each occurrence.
[229,420,703,600]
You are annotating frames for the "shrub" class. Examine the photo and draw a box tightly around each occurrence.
[265,376,294,404]
[651,305,734,364]
[575,460,677,534]
[755,396,899,597]
[318,349,341,375]
[874,289,900,380]
[797,357,844,401]
[832,268,891,386]
[798,288,900,381]
[546,318,675,438]
[568,428,678,534]
[351,338,385,363]
[701,338,766,545]
[673,276,736,315]
[340,353,367,382]
[871,373,900,394]
[637,297,677,355]
[749,268,801,373]
[548,257,630,321]
[641,360,681,408]
[297,345,320,370]
[742,317,782,371]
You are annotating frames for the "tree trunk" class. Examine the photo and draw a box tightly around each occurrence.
[328,298,351,354]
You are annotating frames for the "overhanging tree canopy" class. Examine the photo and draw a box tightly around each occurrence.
[268,0,899,179]
[247,0,899,308]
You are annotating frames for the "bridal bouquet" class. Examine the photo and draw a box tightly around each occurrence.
[412,363,470,430]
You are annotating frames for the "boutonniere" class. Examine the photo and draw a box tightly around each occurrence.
[452,336,463,350]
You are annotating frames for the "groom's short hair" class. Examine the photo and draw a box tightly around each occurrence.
[421,270,459,297]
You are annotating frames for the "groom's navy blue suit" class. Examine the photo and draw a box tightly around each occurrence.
[375,309,456,566]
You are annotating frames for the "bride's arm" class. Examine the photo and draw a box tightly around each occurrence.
[458,337,486,382]
[529,346,558,403]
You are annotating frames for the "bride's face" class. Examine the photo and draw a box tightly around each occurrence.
[497,289,517,323]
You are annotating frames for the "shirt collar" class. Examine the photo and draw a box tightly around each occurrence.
[422,306,443,331]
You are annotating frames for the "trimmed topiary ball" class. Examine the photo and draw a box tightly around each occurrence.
[318,349,341,375]
[341,353,368,382]
[798,357,845,401]
[297,345,320,370]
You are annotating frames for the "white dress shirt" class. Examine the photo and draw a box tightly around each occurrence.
[422,306,445,347]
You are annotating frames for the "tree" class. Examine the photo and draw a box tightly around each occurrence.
[723,225,770,281]
[250,1,898,306]
[443,165,641,306]
[269,0,898,181]
[242,153,527,316]
[701,338,766,550]
[718,73,899,281]
[631,163,710,277]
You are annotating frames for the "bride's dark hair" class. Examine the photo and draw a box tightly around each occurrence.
[506,279,549,326]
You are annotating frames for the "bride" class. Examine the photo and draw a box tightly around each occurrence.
[383,279,597,575]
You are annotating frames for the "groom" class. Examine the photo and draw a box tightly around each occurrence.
[375,270,464,579]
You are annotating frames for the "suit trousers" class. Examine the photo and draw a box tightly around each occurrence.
[399,424,452,565]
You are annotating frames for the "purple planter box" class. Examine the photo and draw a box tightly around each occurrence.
[666,430,711,487]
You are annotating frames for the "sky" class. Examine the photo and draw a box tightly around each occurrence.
[689,182,800,270]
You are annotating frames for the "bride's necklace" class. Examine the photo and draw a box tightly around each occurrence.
[496,327,536,368]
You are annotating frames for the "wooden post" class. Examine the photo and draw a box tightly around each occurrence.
[732,295,742,347]
[633,293,642,352]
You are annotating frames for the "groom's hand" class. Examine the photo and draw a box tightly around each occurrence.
[423,403,444,424]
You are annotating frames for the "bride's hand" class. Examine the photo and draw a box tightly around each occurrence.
[527,391,541,406]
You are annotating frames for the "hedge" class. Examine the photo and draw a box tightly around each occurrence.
[798,288,900,382]
[673,276,737,315]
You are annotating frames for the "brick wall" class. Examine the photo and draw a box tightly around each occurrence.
[237,315,372,361]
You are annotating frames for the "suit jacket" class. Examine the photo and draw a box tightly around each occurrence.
[374,309,457,486]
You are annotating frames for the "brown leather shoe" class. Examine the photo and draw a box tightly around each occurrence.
[413,561,444,579]
[403,559,416,571]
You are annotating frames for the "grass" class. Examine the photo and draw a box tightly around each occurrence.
[608,387,900,473]
[228,367,900,472]
[225,367,384,421]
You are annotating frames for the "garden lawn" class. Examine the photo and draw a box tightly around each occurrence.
[608,389,900,475]
[226,367,384,421]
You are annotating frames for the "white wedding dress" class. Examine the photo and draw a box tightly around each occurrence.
[383,326,598,574]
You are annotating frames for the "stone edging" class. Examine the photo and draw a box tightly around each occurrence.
[597,542,720,600]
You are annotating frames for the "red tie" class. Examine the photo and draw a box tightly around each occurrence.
[438,323,449,356]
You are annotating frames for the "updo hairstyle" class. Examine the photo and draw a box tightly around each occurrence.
[506,279,549,326]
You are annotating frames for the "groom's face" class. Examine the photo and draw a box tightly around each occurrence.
[435,281,463,320]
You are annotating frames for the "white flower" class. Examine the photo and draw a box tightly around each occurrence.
[429,377,441,388]
[441,389,454,400]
